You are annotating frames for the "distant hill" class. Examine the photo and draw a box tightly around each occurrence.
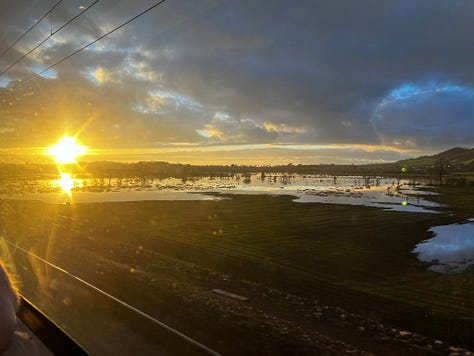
[395,147,474,170]
[0,146,472,179]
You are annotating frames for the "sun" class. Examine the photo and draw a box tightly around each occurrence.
[48,136,88,164]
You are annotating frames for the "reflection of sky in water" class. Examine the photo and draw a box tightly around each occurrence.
[0,174,440,213]
[413,221,474,274]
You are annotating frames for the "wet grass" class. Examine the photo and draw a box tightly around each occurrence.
[435,185,474,215]
[3,194,472,319]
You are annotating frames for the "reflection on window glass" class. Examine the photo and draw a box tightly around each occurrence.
[0,0,473,355]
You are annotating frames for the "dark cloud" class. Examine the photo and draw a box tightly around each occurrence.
[373,83,474,149]
[0,0,473,163]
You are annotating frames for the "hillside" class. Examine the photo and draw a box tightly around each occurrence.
[395,147,474,170]
[0,147,473,179]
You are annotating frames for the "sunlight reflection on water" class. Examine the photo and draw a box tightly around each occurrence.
[0,174,440,212]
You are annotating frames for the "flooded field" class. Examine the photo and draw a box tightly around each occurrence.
[0,174,473,353]
[0,174,441,212]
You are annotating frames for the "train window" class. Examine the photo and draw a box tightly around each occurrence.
[0,0,473,354]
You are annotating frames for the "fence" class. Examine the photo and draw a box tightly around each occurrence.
[149,237,474,350]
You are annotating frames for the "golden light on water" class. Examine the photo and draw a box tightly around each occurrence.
[48,136,88,164]
[57,172,75,195]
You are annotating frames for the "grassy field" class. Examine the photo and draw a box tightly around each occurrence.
[2,195,473,313]
[1,192,473,352]
[431,184,474,214]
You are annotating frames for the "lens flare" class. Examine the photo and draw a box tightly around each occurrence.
[48,136,88,164]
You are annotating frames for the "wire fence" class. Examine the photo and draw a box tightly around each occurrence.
[151,237,474,350]
[102,230,474,350]
[314,281,474,350]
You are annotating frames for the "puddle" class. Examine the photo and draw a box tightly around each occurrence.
[292,185,440,213]
[413,220,474,273]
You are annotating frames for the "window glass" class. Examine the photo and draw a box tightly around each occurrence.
[0,1,473,354]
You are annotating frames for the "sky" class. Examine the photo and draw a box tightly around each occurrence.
[0,0,473,165]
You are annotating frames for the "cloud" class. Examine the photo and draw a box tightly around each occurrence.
[195,115,277,145]
[85,66,109,85]
[372,82,474,149]
[196,124,225,141]
[262,122,307,134]
[0,0,474,162]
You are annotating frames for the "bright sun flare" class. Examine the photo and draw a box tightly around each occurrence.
[48,136,88,164]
